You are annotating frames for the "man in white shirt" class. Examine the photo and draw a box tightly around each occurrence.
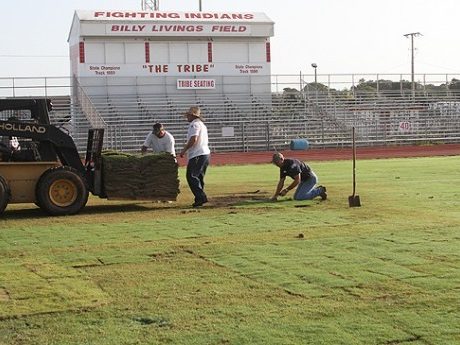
[141,123,175,156]
[179,106,210,207]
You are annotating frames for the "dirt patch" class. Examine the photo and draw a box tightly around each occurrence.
[209,190,270,207]
[0,288,10,301]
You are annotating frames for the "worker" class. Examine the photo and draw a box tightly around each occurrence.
[141,122,175,156]
[270,152,327,201]
[180,106,210,208]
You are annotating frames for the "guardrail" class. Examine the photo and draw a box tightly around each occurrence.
[1,75,460,153]
[2,73,460,97]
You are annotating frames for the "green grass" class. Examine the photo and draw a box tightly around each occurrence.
[0,156,459,345]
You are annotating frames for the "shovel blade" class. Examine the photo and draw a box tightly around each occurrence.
[348,195,361,207]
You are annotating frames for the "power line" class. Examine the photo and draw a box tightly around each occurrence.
[417,60,460,73]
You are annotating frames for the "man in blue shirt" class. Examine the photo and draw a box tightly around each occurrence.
[270,152,327,201]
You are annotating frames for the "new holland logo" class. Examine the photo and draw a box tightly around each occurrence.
[0,122,47,134]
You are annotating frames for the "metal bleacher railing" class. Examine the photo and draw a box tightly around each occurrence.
[1,74,460,153]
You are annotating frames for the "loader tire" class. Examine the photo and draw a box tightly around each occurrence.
[0,176,10,214]
[36,166,88,216]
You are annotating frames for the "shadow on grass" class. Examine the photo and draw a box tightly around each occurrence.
[2,203,160,220]
[81,203,164,215]
[206,195,314,209]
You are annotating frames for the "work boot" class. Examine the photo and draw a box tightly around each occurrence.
[192,197,208,208]
[318,186,327,200]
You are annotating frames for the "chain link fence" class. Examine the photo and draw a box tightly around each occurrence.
[1,75,460,153]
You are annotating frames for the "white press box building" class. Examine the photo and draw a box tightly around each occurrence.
[68,10,274,97]
[68,10,275,150]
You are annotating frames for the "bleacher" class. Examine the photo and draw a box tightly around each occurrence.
[3,74,458,154]
[59,88,460,153]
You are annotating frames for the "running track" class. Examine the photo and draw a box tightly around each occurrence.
[176,144,460,166]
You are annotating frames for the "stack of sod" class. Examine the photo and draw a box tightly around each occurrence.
[101,151,180,201]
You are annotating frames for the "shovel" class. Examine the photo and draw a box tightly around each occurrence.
[348,127,361,207]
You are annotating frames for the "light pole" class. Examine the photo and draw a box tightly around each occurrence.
[199,0,202,11]
[310,63,321,138]
[311,63,317,86]
[404,32,422,99]
[311,63,318,103]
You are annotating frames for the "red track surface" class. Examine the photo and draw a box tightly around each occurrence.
[176,144,460,166]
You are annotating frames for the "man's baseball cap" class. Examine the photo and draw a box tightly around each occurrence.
[271,152,284,163]
[185,106,201,118]
[153,123,163,133]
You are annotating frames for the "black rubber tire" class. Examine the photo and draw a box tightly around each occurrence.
[36,166,89,216]
[0,176,10,214]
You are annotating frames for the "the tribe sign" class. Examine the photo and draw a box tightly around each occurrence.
[83,63,268,77]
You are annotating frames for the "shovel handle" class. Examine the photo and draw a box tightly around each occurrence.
[352,127,356,196]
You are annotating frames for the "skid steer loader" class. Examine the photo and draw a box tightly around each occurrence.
[0,98,105,216]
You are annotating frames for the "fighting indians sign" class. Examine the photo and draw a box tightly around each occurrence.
[74,11,273,37]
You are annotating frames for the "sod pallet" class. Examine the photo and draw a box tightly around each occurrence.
[101,151,180,201]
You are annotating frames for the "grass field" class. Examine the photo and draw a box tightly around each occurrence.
[0,156,459,345]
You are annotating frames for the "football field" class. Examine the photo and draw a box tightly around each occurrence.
[1,156,459,344]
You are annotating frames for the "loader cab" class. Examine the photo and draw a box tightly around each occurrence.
[0,99,57,162]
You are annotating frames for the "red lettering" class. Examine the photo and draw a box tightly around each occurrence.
[154,65,168,73]
[211,25,246,32]
[147,65,168,73]
[176,64,210,73]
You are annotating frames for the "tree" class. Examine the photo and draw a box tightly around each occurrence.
[282,87,300,99]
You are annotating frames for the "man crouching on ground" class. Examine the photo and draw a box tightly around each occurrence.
[270,152,327,201]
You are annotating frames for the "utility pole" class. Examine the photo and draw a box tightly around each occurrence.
[142,0,159,11]
[404,32,422,100]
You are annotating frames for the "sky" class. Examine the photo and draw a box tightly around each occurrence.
[0,0,459,79]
